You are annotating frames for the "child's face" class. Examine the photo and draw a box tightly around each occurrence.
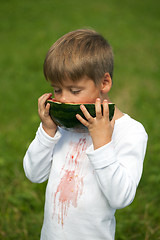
[51,77,102,104]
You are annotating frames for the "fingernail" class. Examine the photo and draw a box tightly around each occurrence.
[80,104,85,109]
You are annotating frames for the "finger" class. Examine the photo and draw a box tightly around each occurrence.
[110,118,115,128]
[76,114,89,127]
[103,99,109,119]
[44,103,50,117]
[95,98,102,118]
[38,93,52,110]
[38,93,52,104]
[80,105,93,122]
[38,93,48,102]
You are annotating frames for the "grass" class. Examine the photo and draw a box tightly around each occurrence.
[0,0,160,239]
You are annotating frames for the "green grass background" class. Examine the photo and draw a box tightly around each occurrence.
[0,0,160,239]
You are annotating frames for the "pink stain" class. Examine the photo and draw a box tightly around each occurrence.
[70,138,87,167]
[53,138,87,226]
[54,170,83,226]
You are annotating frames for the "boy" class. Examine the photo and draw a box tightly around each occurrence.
[23,29,148,240]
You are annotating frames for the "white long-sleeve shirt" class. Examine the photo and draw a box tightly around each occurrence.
[23,114,148,240]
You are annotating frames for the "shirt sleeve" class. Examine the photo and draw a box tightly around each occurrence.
[86,130,148,209]
[23,123,61,183]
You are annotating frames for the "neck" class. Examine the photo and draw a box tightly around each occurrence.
[114,106,124,120]
[100,94,110,103]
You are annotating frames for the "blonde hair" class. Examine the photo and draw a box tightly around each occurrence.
[43,29,114,85]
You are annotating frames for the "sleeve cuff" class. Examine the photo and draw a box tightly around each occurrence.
[86,141,117,169]
[36,123,61,147]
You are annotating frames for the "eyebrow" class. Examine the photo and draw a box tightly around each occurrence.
[51,84,84,89]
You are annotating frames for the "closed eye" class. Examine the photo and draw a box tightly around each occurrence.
[54,88,62,94]
[70,89,81,95]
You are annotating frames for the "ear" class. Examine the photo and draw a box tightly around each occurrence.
[100,73,112,94]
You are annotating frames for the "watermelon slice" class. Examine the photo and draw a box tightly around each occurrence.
[47,99,115,129]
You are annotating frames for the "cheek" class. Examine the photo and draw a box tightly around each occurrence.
[78,94,100,103]
[87,91,100,101]
[54,95,60,101]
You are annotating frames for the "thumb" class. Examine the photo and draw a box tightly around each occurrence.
[110,118,115,128]
[44,103,50,116]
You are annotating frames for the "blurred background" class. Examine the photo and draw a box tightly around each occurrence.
[0,0,159,239]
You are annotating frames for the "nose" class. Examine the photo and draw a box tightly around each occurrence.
[59,92,70,103]
[60,97,67,103]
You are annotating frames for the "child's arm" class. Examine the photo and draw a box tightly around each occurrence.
[77,98,148,209]
[23,123,61,183]
[23,93,60,183]
[86,129,148,209]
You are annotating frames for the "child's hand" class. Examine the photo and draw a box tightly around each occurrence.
[76,98,115,150]
[38,93,57,137]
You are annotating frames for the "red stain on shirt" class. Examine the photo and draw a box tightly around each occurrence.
[53,138,87,226]
[54,170,83,226]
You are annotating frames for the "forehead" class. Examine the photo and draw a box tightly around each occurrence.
[51,77,97,88]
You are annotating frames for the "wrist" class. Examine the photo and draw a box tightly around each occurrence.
[42,124,57,137]
[92,137,111,150]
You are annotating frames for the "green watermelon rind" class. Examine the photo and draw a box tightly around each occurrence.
[47,100,115,129]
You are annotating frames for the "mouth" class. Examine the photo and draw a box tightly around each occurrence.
[47,98,95,105]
